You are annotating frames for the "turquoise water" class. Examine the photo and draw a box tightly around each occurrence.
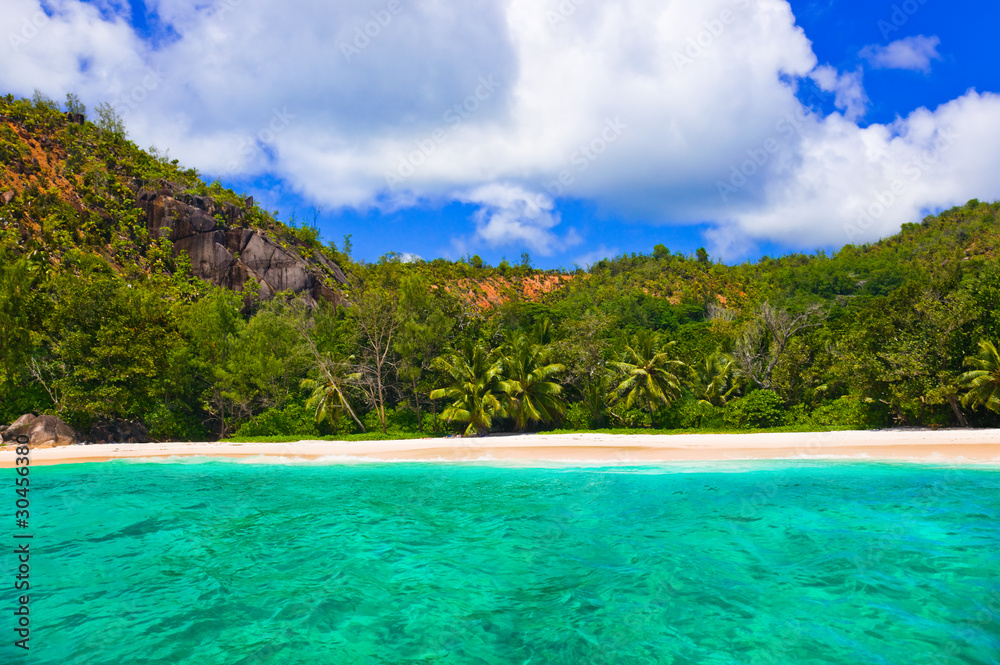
[8,460,1000,664]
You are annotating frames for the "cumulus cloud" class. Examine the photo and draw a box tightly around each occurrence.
[810,65,868,121]
[457,184,572,255]
[714,91,1000,253]
[861,35,941,73]
[574,245,619,269]
[1,0,997,260]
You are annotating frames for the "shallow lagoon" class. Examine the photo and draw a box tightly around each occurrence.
[15,461,1000,664]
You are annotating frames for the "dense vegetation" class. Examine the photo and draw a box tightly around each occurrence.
[2,92,1000,441]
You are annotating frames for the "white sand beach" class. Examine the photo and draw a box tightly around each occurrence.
[3,429,1000,467]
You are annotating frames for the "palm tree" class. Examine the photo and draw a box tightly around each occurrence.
[499,333,566,431]
[530,317,556,346]
[959,340,1000,414]
[691,351,741,407]
[300,356,363,431]
[430,341,506,436]
[610,330,689,417]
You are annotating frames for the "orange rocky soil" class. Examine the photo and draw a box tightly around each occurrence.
[444,274,576,311]
[0,120,85,208]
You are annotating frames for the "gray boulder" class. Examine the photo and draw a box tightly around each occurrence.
[89,420,150,444]
[173,232,238,285]
[3,413,37,440]
[4,414,80,446]
[239,233,312,294]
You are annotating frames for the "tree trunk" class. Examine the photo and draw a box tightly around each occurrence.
[947,394,969,428]
[375,364,387,435]
[219,393,226,440]
[892,404,906,426]
[412,377,423,432]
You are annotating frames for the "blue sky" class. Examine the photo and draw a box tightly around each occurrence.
[4,0,999,268]
[791,0,1000,125]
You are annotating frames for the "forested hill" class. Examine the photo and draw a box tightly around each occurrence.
[2,92,1000,442]
[0,93,352,306]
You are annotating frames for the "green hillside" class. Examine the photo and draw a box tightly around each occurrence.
[2,92,1000,441]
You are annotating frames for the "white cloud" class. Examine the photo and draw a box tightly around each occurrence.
[1,1,997,259]
[703,225,757,263]
[861,35,941,73]
[457,184,569,255]
[810,65,868,121]
[1,0,149,99]
[574,245,619,268]
[717,90,1000,249]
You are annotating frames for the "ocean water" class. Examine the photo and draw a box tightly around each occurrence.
[9,460,1000,665]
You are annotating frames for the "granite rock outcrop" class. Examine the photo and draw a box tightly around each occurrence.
[135,184,347,304]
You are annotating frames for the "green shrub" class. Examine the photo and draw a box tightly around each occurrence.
[724,390,786,429]
[565,402,600,430]
[145,403,209,442]
[677,399,725,429]
[796,395,887,430]
[421,411,444,433]
[360,407,425,435]
[610,406,649,429]
[651,401,683,429]
[235,403,320,438]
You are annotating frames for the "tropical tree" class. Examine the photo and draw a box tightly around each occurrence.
[610,331,689,416]
[289,300,364,432]
[691,351,741,407]
[430,341,506,436]
[959,340,1000,414]
[733,302,826,391]
[394,274,455,431]
[47,254,181,426]
[0,257,35,388]
[529,317,556,346]
[301,361,363,432]
[555,312,611,427]
[350,282,401,435]
[499,333,566,431]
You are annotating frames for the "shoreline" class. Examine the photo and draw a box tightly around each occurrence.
[3,429,1000,467]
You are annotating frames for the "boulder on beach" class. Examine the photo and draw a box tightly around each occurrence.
[89,419,150,444]
[6,413,37,435]
[3,414,81,446]
[3,413,38,442]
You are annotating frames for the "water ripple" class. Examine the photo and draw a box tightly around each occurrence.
[13,462,1000,665]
